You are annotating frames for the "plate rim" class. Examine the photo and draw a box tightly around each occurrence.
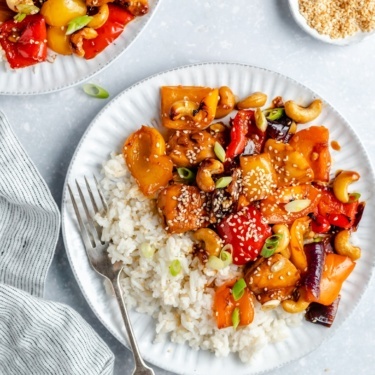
[0,0,160,96]
[61,61,375,374]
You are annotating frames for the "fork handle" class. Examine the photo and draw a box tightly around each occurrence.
[112,271,155,375]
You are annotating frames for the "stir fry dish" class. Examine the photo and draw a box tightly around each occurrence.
[122,85,365,330]
[0,0,148,68]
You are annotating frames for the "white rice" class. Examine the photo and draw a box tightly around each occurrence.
[96,152,304,363]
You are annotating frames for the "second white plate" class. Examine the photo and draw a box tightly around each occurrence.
[61,62,375,375]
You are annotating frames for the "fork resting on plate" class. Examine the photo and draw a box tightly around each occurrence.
[68,176,155,375]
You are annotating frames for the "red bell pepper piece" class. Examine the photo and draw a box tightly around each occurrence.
[82,4,134,60]
[217,205,272,265]
[316,189,359,229]
[226,111,249,159]
[0,14,47,69]
[311,214,331,233]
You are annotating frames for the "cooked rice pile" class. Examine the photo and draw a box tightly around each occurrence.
[299,0,375,39]
[96,153,303,363]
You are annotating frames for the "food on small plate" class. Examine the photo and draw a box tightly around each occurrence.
[95,85,365,362]
[0,0,148,69]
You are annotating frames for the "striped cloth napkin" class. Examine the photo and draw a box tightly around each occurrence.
[0,112,114,375]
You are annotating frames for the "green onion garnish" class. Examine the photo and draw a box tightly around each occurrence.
[16,4,39,14]
[232,307,240,330]
[215,176,232,189]
[232,278,246,301]
[214,142,226,162]
[83,84,110,99]
[263,108,285,121]
[177,167,195,181]
[255,108,268,132]
[66,15,93,35]
[14,13,26,22]
[219,248,233,267]
[140,242,155,258]
[207,255,224,270]
[260,234,283,258]
[349,192,361,202]
[169,259,181,276]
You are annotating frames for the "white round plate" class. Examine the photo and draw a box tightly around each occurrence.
[289,0,375,45]
[61,62,375,375]
[0,0,159,95]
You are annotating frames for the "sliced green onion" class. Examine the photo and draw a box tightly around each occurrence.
[214,141,226,162]
[232,278,246,301]
[16,4,39,15]
[169,259,181,276]
[255,108,268,132]
[219,248,233,267]
[261,234,282,258]
[177,167,195,181]
[140,242,155,258]
[215,176,232,189]
[207,255,225,270]
[232,307,240,330]
[349,192,361,202]
[263,108,285,121]
[83,84,110,99]
[14,13,26,22]
[284,199,311,213]
[66,15,93,35]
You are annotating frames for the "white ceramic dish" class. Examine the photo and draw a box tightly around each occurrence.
[289,0,375,45]
[61,62,375,375]
[0,0,159,95]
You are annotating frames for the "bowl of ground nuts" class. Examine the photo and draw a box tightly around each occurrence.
[289,0,375,45]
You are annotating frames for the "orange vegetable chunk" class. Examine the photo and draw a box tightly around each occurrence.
[161,86,218,130]
[305,253,355,306]
[213,280,255,329]
[289,126,331,182]
[123,126,173,197]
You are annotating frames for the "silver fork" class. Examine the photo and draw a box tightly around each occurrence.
[68,176,155,375]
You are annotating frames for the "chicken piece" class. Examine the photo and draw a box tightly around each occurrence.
[240,153,278,202]
[157,184,209,234]
[244,253,300,295]
[166,128,225,168]
[257,286,295,304]
[264,139,314,186]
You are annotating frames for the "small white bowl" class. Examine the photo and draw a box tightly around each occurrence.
[288,0,375,45]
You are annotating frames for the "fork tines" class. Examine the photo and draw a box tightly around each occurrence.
[68,176,107,249]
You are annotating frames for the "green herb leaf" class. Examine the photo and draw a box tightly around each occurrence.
[177,167,195,181]
[83,84,110,99]
[215,176,232,189]
[232,307,240,330]
[14,13,26,22]
[169,259,181,276]
[264,108,285,121]
[214,141,226,162]
[232,278,246,301]
[66,15,93,36]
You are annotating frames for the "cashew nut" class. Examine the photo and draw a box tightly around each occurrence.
[119,0,149,16]
[196,158,224,192]
[272,224,290,258]
[209,122,227,133]
[334,229,361,260]
[284,99,322,124]
[281,296,310,313]
[70,28,98,57]
[170,100,201,121]
[332,170,360,203]
[193,228,222,257]
[88,4,109,29]
[237,92,267,109]
[215,86,235,119]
